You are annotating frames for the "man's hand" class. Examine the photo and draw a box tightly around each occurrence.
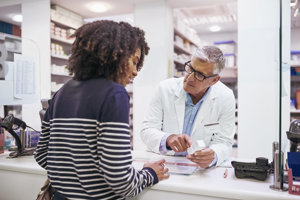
[166,134,192,152]
[186,148,215,168]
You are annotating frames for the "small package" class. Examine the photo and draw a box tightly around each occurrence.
[187,140,206,154]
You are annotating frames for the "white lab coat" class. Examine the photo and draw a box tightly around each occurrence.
[140,77,236,166]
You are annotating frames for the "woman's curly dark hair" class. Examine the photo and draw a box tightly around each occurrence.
[68,20,149,81]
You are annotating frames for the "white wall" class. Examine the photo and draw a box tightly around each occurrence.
[133,0,173,151]
[0,0,51,130]
[21,0,50,131]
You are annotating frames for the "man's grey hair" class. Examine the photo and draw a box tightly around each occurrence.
[192,45,225,74]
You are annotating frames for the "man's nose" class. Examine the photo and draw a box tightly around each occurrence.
[186,72,195,81]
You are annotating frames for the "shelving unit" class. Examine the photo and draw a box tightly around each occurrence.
[0,32,22,62]
[50,21,74,94]
[172,17,239,147]
[290,50,300,120]
[50,5,81,95]
[173,16,200,77]
[214,40,237,67]
[0,32,23,119]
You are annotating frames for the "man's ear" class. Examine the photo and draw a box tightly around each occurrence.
[210,75,220,85]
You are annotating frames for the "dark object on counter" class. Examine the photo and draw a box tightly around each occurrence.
[0,114,25,153]
[0,114,36,157]
[231,157,271,181]
[286,119,300,152]
[288,152,300,178]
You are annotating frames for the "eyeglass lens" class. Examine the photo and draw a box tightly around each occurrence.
[185,63,205,81]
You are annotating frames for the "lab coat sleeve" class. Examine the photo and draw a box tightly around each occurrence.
[140,83,173,154]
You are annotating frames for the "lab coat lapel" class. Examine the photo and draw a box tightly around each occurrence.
[175,86,186,133]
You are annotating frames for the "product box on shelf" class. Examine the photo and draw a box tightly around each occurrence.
[296,90,300,110]
[291,50,300,67]
[50,4,83,29]
[16,130,40,148]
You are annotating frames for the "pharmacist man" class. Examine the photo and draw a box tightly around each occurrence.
[140,46,236,168]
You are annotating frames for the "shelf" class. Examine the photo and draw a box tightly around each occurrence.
[0,32,21,41]
[220,77,237,83]
[174,28,198,47]
[6,48,21,54]
[291,110,300,115]
[51,54,69,60]
[174,59,185,66]
[291,75,300,82]
[174,60,185,71]
[174,43,192,56]
[51,35,74,44]
[51,73,71,77]
[51,19,79,30]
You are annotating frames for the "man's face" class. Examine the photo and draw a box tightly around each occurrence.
[183,57,219,98]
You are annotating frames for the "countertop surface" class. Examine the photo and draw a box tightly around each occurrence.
[0,150,299,200]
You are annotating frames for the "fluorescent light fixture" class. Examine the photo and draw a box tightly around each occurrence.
[86,2,109,13]
[12,14,22,22]
[209,25,221,32]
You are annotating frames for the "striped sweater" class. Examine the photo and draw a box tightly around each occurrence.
[34,78,158,200]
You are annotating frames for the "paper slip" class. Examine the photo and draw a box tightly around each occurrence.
[133,156,199,175]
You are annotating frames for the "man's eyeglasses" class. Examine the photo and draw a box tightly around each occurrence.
[184,60,217,81]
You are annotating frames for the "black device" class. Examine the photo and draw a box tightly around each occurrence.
[286,119,300,152]
[231,157,271,181]
[0,114,36,157]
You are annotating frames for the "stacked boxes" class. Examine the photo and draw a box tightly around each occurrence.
[50,5,83,29]
[214,40,237,68]
[50,22,75,43]
[16,130,40,148]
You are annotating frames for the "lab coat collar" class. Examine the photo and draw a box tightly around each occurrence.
[174,79,219,133]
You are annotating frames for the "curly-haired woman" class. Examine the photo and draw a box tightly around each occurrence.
[35,20,169,200]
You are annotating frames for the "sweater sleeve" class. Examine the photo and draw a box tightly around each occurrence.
[34,106,51,169]
[97,90,158,198]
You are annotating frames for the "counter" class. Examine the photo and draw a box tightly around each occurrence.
[0,151,298,200]
[0,151,46,200]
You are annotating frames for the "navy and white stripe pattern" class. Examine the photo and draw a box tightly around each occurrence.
[35,78,158,200]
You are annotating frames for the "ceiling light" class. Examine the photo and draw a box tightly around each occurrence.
[86,2,109,13]
[209,25,221,32]
[12,14,22,22]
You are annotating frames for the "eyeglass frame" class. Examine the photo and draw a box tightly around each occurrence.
[184,60,218,81]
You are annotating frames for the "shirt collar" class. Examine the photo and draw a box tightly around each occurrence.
[185,87,211,107]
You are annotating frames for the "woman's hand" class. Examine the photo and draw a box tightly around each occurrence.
[143,159,170,181]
